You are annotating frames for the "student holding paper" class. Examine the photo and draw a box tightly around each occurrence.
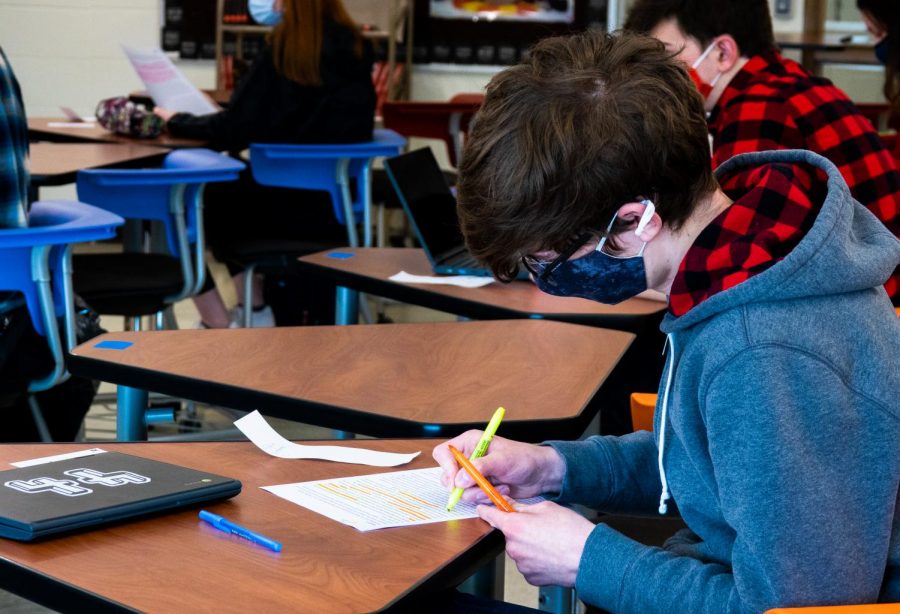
[154,0,375,329]
[433,31,900,613]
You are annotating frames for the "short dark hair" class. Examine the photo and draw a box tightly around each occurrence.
[457,31,717,282]
[624,0,777,58]
[858,0,900,112]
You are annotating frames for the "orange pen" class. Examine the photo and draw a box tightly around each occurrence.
[448,445,516,513]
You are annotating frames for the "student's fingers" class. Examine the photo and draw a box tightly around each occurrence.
[476,503,509,530]
[432,430,484,488]
[461,483,510,504]
[476,497,519,528]
[468,453,512,487]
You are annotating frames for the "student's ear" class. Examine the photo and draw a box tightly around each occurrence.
[615,201,663,243]
[713,35,741,73]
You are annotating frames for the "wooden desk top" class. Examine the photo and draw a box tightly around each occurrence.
[28,117,208,149]
[775,33,878,68]
[776,32,850,50]
[30,142,169,186]
[0,440,500,613]
[69,320,634,441]
[298,248,667,332]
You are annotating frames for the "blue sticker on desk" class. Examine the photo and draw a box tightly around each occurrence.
[327,251,355,259]
[95,340,133,350]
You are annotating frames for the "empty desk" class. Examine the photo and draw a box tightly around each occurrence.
[68,320,634,442]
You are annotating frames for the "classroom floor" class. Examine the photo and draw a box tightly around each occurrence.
[0,262,542,612]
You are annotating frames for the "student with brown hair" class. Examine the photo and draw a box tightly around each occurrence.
[154,0,375,328]
[626,0,900,303]
[433,30,900,613]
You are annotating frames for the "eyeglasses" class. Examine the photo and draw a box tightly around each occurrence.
[521,232,593,282]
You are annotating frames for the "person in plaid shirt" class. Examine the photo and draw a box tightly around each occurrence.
[0,45,28,231]
[429,30,899,613]
[0,48,101,442]
[625,0,900,303]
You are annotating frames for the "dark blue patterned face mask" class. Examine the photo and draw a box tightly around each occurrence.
[875,37,891,65]
[530,201,653,305]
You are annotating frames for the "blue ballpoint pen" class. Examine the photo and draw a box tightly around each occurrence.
[199,510,283,552]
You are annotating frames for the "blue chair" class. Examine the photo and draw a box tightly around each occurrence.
[250,129,407,247]
[74,149,244,330]
[0,200,123,439]
[222,129,407,327]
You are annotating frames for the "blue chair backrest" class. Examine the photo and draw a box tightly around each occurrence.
[249,129,406,225]
[0,201,123,336]
[76,149,244,255]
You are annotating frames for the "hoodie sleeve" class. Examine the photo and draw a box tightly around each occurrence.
[545,431,662,514]
[575,345,895,613]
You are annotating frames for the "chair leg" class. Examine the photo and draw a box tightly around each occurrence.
[376,203,387,248]
[153,307,177,331]
[27,394,53,442]
[243,265,256,328]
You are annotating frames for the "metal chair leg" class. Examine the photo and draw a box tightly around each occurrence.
[27,395,53,442]
[243,265,256,328]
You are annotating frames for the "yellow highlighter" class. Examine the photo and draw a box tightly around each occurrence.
[446,406,505,511]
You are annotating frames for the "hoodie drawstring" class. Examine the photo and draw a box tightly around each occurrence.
[658,333,675,515]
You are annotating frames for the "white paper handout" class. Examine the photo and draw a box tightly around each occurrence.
[122,46,219,116]
[12,448,107,468]
[234,410,420,467]
[263,466,541,531]
[389,271,495,288]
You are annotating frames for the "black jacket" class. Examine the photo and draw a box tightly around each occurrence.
[167,20,375,151]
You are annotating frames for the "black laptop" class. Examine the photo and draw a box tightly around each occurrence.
[0,449,241,541]
[384,148,527,279]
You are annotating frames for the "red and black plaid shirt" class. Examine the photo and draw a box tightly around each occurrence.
[669,162,822,317]
[709,52,900,300]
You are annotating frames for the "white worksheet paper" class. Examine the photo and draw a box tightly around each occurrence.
[263,467,543,531]
[389,271,495,288]
[234,410,420,467]
[122,46,218,116]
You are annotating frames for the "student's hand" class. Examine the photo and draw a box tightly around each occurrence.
[153,106,177,122]
[479,500,593,587]
[433,431,565,501]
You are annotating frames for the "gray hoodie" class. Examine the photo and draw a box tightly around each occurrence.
[548,149,900,613]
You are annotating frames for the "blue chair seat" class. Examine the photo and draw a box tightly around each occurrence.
[0,200,123,400]
[75,149,244,327]
[249,129,406,247]
[220,131,406,328]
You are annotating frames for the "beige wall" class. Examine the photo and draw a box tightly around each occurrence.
[0,0,215,118]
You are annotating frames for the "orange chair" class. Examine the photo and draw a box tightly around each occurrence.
[766,605,900,613]
[629,392,658,432]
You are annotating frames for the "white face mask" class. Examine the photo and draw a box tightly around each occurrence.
[689,41,723,95]
[248,0,282,26]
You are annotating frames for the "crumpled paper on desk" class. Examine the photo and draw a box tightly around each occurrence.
[389,270,495,288]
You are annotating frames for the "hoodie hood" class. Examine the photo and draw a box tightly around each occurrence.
[662,149,900,334]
